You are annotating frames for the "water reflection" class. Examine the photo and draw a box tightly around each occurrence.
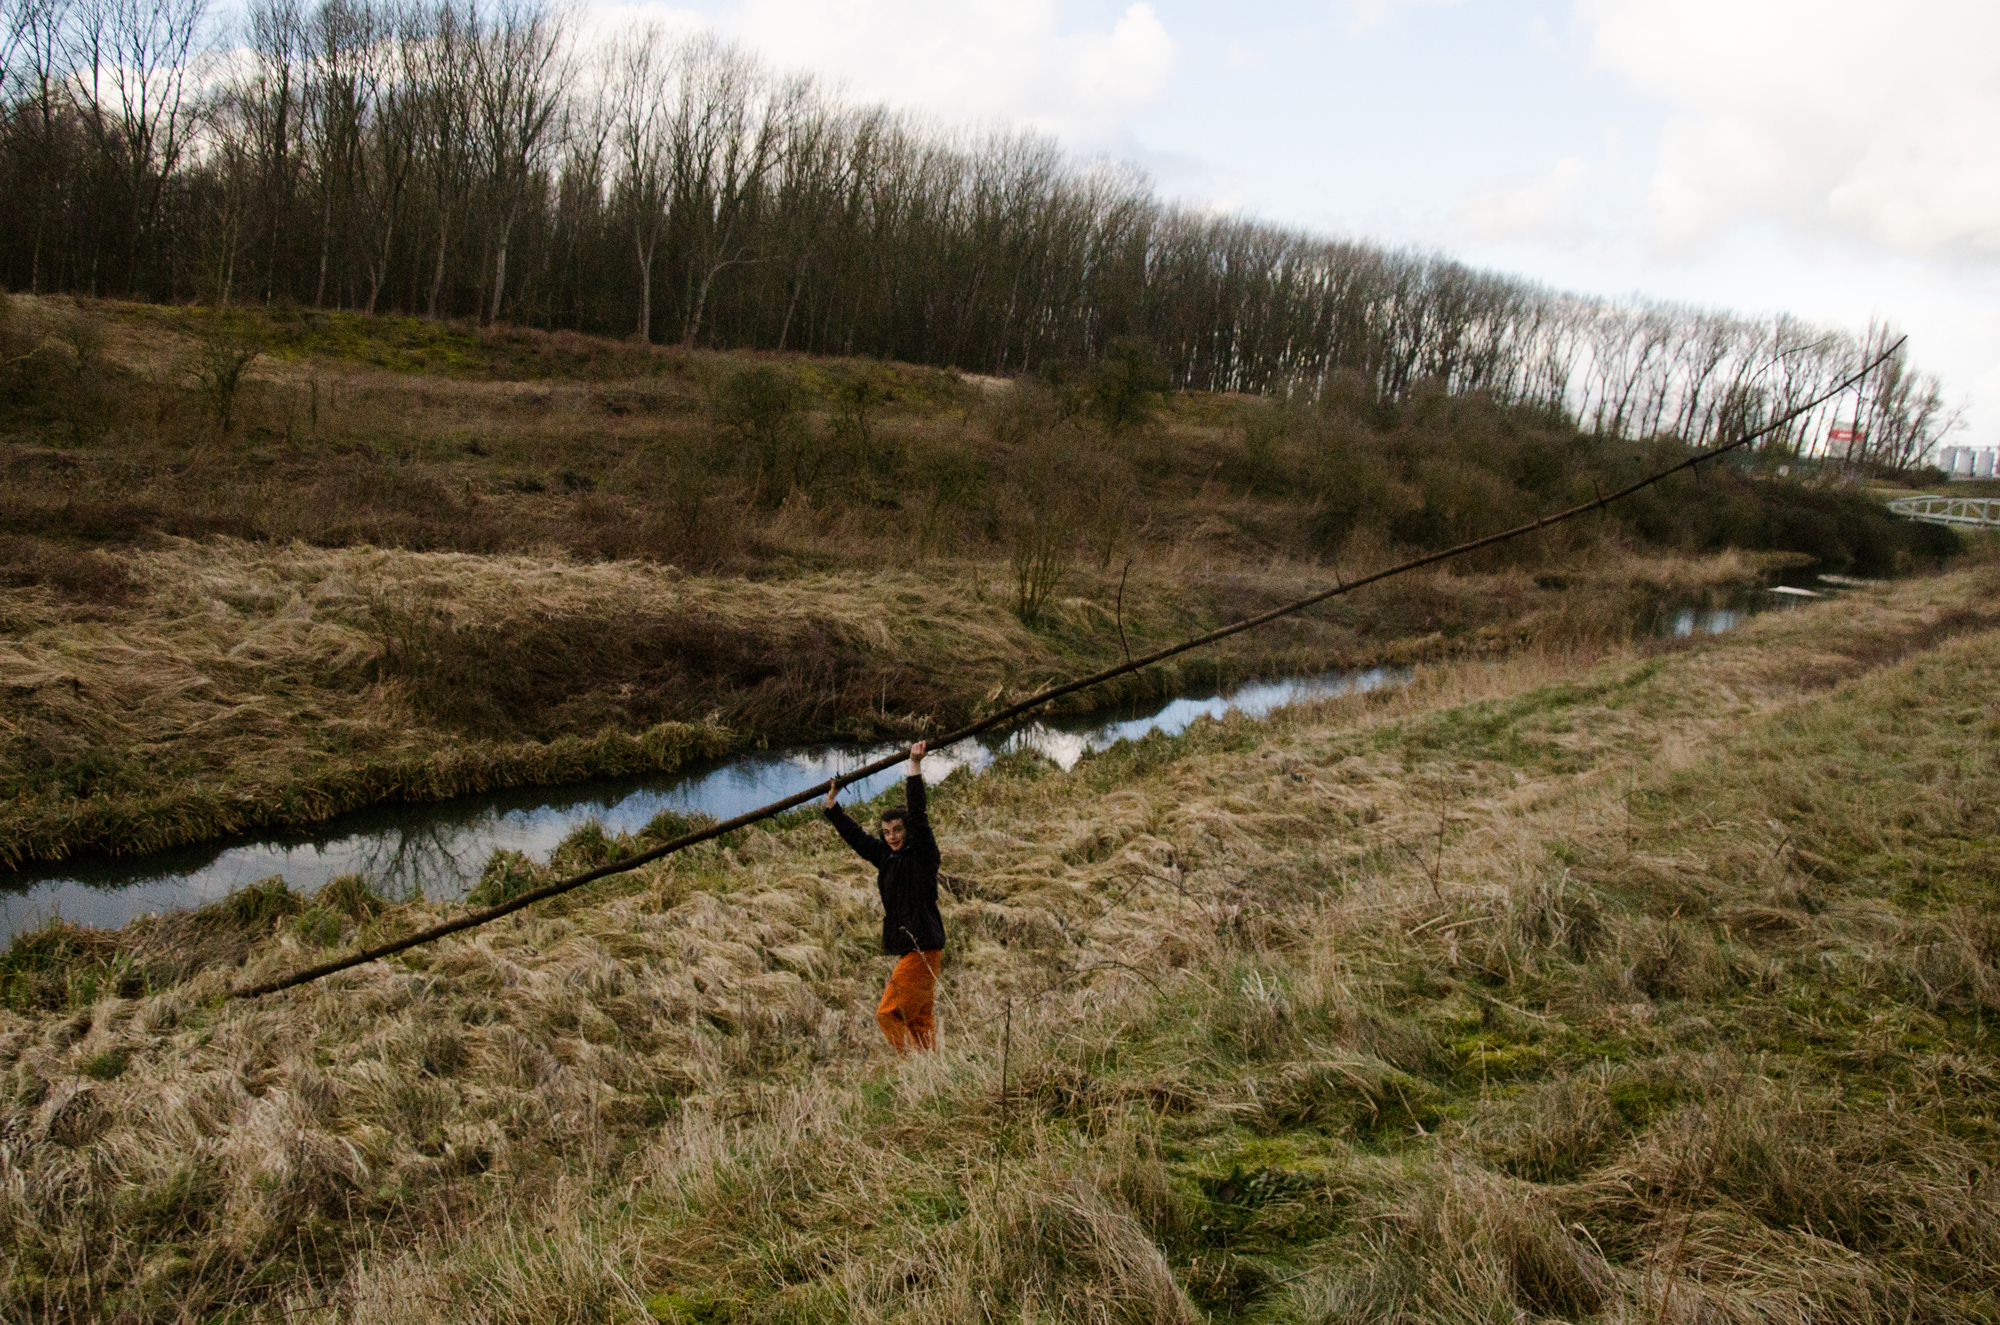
[2,582,1803,941]
[1664,606,1746,637]
[0,666,1402,939]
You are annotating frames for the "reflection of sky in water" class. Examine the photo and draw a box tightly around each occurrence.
[8,580,1794,942]
[999,668,1401,771]
[0,666,1403,939]
[1666,607,1745,637]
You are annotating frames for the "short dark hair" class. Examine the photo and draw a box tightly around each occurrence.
[879,806,909,827]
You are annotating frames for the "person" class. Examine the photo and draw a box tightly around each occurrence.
[822,740,945,1050]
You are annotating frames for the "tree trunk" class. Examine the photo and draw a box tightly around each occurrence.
[635,232,654,342]
[777,255,808,352]
[365,210,394,317]
[490,207,517,326]
[315,191,333,307]
[682,268,714,349]
[428,221,449,319]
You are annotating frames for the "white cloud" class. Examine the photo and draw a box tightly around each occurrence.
[1341,0,1469,35]
[1455,155,1589,242]
[1579,0,2000,259]
[585,2,709,34]
[693,0,1176,145]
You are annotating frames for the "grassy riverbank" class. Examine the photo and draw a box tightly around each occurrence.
[3,560,1996,1321]
[0,296,1958,867]
[0,533,1771,867]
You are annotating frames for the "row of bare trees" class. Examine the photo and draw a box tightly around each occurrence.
[0,0,1959,463]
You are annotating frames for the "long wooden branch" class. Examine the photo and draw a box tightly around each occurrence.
[231,339,1903,998]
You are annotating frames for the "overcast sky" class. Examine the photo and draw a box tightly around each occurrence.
[589,0,1998,442]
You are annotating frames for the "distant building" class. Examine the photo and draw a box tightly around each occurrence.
[1936,446,1998,479]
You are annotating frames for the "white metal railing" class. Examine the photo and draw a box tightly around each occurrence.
[1888,493,2000,529]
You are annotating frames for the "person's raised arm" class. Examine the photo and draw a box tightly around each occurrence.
[904,741,938,861]
[822,778,888,865]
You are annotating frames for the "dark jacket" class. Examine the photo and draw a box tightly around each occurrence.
[825,774,945,955]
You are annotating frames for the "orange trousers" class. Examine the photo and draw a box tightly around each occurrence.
[877,949,944,1050]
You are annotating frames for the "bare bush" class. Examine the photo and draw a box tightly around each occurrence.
[1089,337,1172,435]
[827,362,890,455]
[710,364,815,505]
[650,454,736,568]
[1010,497,1076,625]
[189,330,262,434]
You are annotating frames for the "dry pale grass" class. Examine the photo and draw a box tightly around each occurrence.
[9,295,1950,875]
[0,517,1774,866]
[3,561,1997,1321]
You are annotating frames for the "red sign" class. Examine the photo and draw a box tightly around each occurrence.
[1829,426,1864,442]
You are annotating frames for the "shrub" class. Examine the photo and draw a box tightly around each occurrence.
[551,820,617,871]
[1088,337,1172,434]
[1034,356,1092,422]
[1232,408,1292,495]
[907,442,983,559]
[989,375,1065,446]
[0,920,120,1013]
[189,328,262,434]
[826,363,890,455]
[224,876,305,928]
[649,455,736,569]
[0,291,24,391]
[1010,498,1076,625]
[50,310,113,444]
[640,808,716,844]
[711,365,814,506]
[366,591,887,741]
[1307,441,1401,553]
[0,535,138,604]
[469,849,543,906]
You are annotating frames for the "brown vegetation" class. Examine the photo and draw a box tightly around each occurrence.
[0,527,1774,868]
[9,299,1952,866]
[1,561,1996,1321]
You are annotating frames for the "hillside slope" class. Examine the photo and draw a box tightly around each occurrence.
[4,561,1996,1322]
[0,297,1956,866]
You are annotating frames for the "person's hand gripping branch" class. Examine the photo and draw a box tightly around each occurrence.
[821,740,926,812]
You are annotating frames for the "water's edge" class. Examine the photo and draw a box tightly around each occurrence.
[0,588,1799,941]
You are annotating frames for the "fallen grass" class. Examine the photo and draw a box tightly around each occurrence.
[2,561,1996,1321]
[0,529,1770,866]
[1,293,1960,866]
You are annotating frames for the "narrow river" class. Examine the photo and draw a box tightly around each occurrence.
[0,590,1799,941]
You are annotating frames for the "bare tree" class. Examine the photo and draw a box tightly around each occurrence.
[356,0,418,315]
[304,0,377,306]
[71,0,208,294]
[243,0,306,304]
[470,0,568,325]
[672,34,780,348]
[4,0,75,291]
[411,0,471,319]
[607,24,676,343]
[0,0,1959,464]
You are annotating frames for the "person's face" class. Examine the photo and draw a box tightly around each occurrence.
[882,818,907,851]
